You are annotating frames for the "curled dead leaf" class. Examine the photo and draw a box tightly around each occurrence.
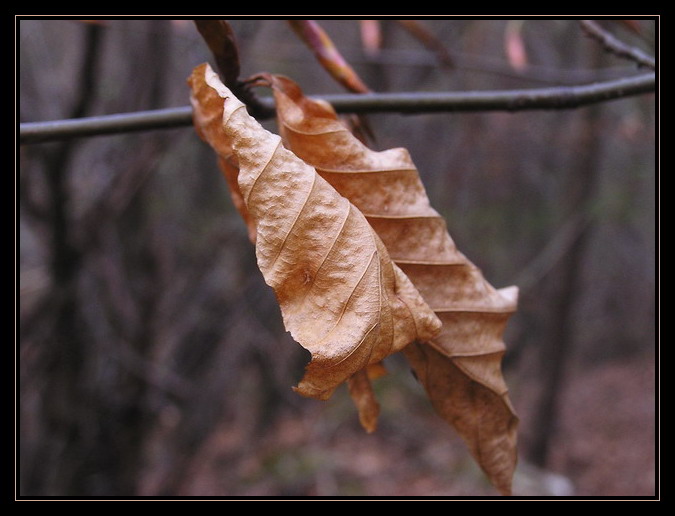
[347,366,380,433]
[404,341,518,494]
[266,74,519,495]
[188,63,440,404]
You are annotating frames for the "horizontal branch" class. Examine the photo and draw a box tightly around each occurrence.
[19,72,655,144]
[20,107,194,144]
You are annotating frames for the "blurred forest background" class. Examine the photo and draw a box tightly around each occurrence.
[18,18,657,497]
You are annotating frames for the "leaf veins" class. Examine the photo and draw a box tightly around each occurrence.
[266,74,519,495]
[188,63,441,408]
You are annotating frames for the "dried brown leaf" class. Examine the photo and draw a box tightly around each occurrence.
[188,63,440,403]
[218,155,257,243]
[267,74,519,495]
[404,341,518,494]
[347,366,380,433]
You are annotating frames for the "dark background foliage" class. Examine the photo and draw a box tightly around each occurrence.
[18,18,656,497]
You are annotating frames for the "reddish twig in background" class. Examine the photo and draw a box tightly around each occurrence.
[288,20,371,93]
[616,19,642,35]
[504,20,528,71]
[359,20,382,57]
[395,19,454,69]
[580,20,655,70]
[287,20,374,141]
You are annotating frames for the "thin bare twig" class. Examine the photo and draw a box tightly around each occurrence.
[280,44,643,85]
[396,19,454,68]
[513,210,592,292]
[194,20,241,86]
[580,20,655,70]
[194,20,274,120]
[288,20,371,93]
[19,72,655,144]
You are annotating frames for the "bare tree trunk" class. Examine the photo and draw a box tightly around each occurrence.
[21,23,104,495]
[21,20,175,496]
[528,44,605,468]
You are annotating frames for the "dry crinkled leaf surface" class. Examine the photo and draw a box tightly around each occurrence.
[266,74,519,495]
[189,64,441,410]
[188,62,519,495]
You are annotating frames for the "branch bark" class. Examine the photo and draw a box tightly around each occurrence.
[194,20,274,120]
[580,20,656,70]
[19,71,655,144]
